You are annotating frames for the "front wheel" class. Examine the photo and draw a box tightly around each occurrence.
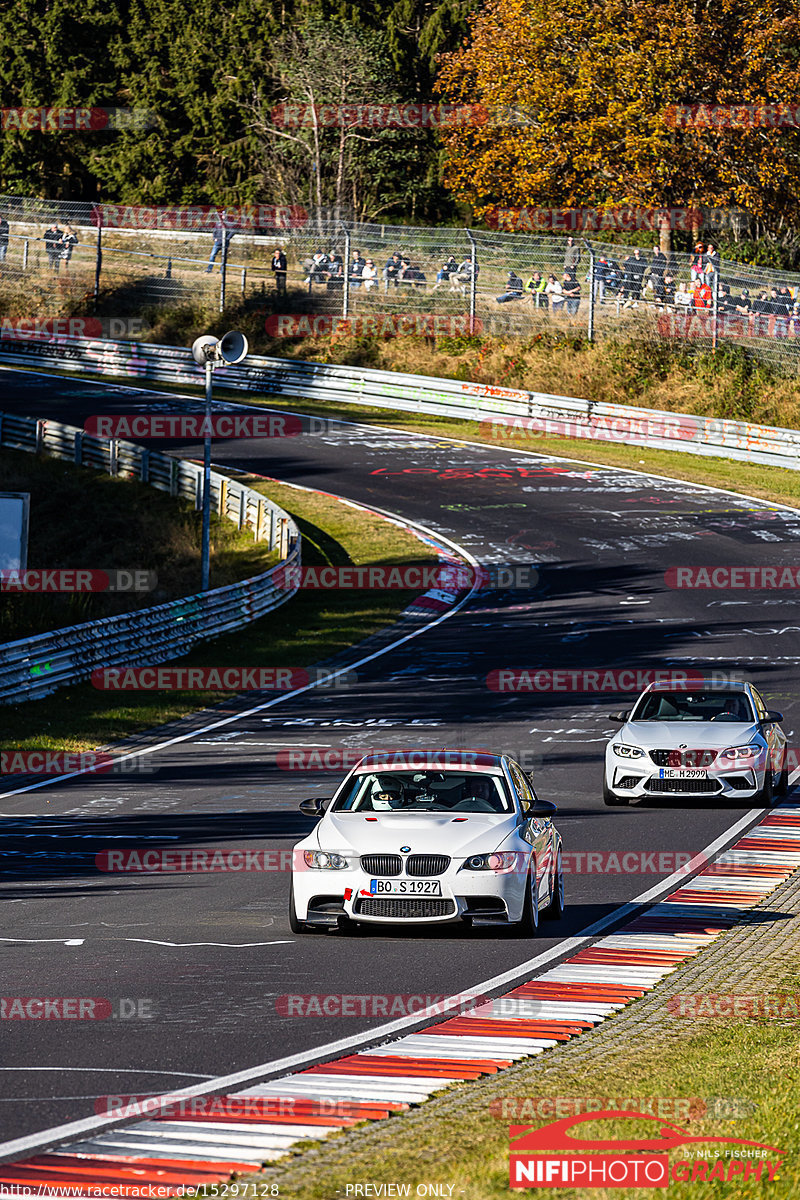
[755,770,774,808]
[288,881,309,934]
[541,850,565,921]
[515,865,540,935]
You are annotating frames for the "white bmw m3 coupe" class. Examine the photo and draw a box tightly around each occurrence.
[289,750,564,935]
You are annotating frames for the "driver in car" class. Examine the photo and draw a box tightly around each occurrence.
[369,777,405,810]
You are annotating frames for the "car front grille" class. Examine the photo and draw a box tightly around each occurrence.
[360,854,402,876]
[406,854,450,876]
[650,749,718,768]
[355,897,456,919]
[646,778,720,794]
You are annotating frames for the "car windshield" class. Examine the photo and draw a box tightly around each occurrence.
[331,771,514,813]
[631,691,755,722]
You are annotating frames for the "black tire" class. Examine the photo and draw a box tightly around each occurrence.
[288,881,309,934]
[516,865,540,935]
[755,770,774,808]
[541,849,565,921]
[777,756,789,798]
[603,780,629,807]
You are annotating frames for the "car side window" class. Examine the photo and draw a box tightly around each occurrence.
[751,690,769,721]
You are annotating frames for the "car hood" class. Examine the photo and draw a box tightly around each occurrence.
[315,812,520,857]
[619,721,761,749]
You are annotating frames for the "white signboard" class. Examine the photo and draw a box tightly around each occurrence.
[0,492,29,571]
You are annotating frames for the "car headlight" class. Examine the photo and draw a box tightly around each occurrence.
[461,851,522,873]
[720,743,762,760]
[303,850,350,870]
[612,744,645,759]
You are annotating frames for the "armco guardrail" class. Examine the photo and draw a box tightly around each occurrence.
[1,334,800,471]
[0,410,300,704]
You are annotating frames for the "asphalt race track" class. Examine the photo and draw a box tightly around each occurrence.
[1,364,798,1151]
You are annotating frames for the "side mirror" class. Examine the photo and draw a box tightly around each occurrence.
[609,711,630,723]
[299,797,329,817]
[764,711,783,724]
[531,798,557,818]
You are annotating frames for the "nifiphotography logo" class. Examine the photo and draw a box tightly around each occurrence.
[508,1110,785,1188]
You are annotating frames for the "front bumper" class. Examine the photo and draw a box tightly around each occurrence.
[293,866,526,926]
[607,760,763,800]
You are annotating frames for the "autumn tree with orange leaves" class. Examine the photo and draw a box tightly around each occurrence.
[435,0,800,249]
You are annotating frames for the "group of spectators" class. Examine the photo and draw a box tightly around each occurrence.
[42,222,79,271]
[495,235,583,313]
[297,248,441,293]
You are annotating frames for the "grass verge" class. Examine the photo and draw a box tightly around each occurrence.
[0,446,278,642]
[3,477,435,755]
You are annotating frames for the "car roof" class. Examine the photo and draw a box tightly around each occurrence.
[353,749,507,775]
[643,679,749,694]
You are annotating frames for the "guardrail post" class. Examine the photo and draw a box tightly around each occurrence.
[219,476,228,517]
[109,439,118,475]
[257,497,265,541]
[238,487,246,530]
[74,430,83,464]
[35,420,44,454]
[270,506,277,549]
[140,448,150,482]
[279,517,289,559]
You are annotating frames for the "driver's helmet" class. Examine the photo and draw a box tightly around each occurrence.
[370,775,404,810]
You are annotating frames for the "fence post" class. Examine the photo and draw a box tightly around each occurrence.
[712,267,719,352]
[22,239,28,271]
[583,239,595,343]
[219,235,228,313]
[340,224,351,318]
[241,268,246,297]
[93,224,102,312]
[465,229,478,334]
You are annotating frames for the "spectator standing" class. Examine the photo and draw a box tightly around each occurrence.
[432,255,459,292]
[0,213,8,264]
[704,243,721,282]
[622,247,647,307]
[752,289,770,336]
[772,286,791,338]
[592,255,609,305]
[562,271,581,315]
[361,258,378,291]
[271,247,287,295]
[43,222,63,271]
[564,235,581,274]
[545,274,564,312]
[649,245,667,296]
[59,224,78,271]
[690,242,705,282]
[307,251,329,285]
[496,271,524,303]
[206,209,235,273]
[350,251,366,288]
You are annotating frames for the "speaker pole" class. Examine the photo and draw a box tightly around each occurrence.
[201,358,213,591]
